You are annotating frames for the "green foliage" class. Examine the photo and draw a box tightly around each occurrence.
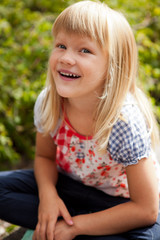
[0,0,69,169]
[6,224,18,234]
[107,0,160,120]
[0,0,160,169]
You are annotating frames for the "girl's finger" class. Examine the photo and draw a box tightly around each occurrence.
[32,223,40,240]
[39,223,47,240]
[60,202,73,226]
[32,231,36,240]
[46,219,56,240]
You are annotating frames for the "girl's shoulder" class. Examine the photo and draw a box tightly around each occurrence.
[120,93,147,124]
[34,89,47,133]
[108,93,151,166]
[34,88,49,110]
[34,89,62,136]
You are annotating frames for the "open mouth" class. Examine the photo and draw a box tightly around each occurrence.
[59,71,80,79]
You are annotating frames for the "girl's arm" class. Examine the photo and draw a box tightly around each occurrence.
[69,157,159,237]
[33,132,73,240]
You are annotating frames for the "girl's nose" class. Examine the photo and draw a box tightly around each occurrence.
[59,50,76,65]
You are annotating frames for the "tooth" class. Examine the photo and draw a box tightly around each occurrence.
[60,71,80,78]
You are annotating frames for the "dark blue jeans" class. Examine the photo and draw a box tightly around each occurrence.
[0,169,160,240]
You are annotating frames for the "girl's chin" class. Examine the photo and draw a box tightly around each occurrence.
[56,88,76,98]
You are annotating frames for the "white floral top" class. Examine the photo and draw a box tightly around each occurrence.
[34,90,160,198]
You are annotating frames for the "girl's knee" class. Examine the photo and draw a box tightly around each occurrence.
[126,216,160,240]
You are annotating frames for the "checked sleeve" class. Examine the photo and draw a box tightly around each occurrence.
[108,104,151,167]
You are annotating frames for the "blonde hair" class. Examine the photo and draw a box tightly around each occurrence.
[40,0,159,152]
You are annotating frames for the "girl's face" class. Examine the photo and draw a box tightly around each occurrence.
[50,30,107,100]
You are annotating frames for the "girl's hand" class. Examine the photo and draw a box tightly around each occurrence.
[32,190,73,240]
[54,220,76,240]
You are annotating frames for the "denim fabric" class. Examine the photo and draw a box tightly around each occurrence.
[0,169,39,229]
[0,169,160,240]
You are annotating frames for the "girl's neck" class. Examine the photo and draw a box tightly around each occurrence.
[65,95,99,115]
[63,96,99,136]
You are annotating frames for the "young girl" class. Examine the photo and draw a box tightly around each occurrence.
[0,1,160,240]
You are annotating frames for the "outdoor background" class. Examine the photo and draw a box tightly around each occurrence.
[0,0,160,170]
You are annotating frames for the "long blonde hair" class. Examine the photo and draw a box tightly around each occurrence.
[40,0,159,152]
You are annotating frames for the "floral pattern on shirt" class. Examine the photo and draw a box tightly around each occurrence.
[54,121,130,198]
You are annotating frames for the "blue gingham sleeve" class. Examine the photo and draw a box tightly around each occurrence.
[108,104,151,167]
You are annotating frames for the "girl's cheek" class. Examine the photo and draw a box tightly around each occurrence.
[49,55,55,68]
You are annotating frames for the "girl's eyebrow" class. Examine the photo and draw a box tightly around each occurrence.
[54,33,98,50]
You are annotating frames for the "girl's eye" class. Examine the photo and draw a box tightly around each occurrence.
[57,44,66,49]
[81,48,91,53]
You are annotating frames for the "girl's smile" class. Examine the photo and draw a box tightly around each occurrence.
[49,30,107,100]
[58,69,81,81]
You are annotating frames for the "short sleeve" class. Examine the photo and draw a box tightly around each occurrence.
[34,89,46,133]
[34,88,62,137]
[108,103,151,167]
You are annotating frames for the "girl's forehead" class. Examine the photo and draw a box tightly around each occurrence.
[54,30,98,46]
